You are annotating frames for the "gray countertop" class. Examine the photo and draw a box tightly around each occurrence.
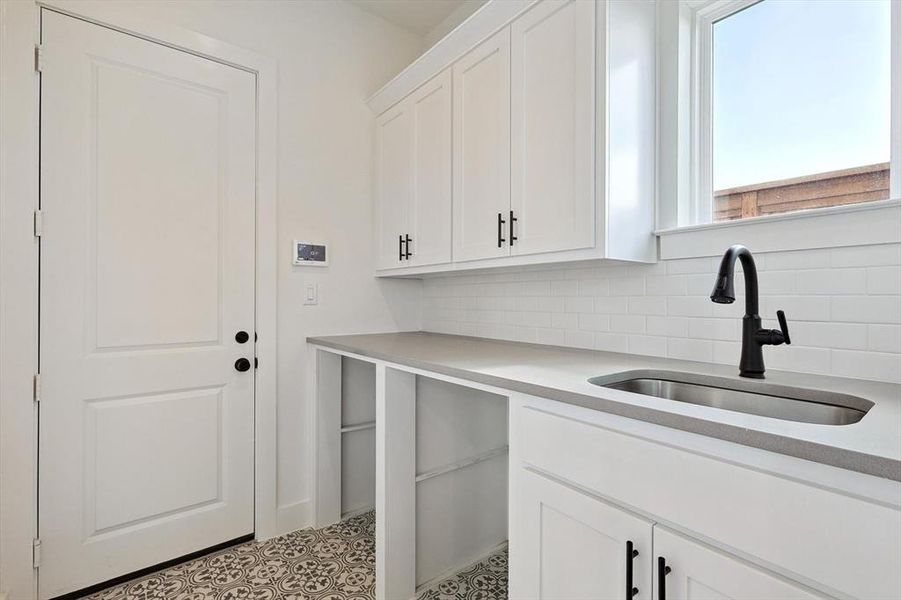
[307,332,901,482]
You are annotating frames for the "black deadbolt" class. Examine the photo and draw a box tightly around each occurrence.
[235,330,250,344]
[235,358,251,372]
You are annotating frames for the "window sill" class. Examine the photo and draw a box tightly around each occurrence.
[656,198,901,260]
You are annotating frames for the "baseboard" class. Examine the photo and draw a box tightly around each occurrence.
[274,499,312,537]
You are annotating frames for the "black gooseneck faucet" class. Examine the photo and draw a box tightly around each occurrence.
[710,244,791,378]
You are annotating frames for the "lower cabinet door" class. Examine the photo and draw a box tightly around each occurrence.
[653,526,828,600]
[511,468,653,600]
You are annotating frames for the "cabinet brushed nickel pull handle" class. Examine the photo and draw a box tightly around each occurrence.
[405,234,412,259]
[510,210,518,246]
[626,541,639,598]
[658,557,671,600]
[497,213,506,248]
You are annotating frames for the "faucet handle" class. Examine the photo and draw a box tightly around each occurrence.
[776,310,791,345]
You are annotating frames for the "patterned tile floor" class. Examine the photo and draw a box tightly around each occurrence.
[84,511,508,600]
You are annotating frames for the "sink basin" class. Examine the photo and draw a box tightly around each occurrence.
[588,370,872,425]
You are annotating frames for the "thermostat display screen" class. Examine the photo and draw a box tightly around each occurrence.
[293,242,328,266]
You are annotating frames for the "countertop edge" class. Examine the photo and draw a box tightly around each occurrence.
[308,335,901,483]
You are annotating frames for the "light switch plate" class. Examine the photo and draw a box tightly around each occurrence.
[304,282,318,306]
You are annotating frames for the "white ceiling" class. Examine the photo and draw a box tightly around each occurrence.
[348,0,472,36]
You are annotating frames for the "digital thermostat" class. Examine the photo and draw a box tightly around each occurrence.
[293,241,328,266]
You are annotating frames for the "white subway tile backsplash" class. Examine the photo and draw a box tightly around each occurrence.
[609,315,646,334]
[831,244,901,267]
[579,313,611,332]
[611,277,645,296]
[667,338,714,362]
[564,297,594,313]
[832,296,901,324]
[594,332,630,353]
[866,266,901,295]
[594,296,630,314]
[869,324,901,353]
[629,335,668,357]
[797,268,867,295]
[627,296,667,315]
[646,275,687,296]
[831,350,901,382]
[421,243,901,383]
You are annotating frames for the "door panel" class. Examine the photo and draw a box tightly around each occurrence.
[511,0,595,256]
[375,103,413,269]
[452,28,511,262]
[654,527,827,600]
[39,10,255,597]
[512,468,653,600]
[409,70,452,267]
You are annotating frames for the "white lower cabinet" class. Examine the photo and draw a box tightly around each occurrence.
[510,396,901,600]
[512,469,652,600]
[653,526,826,600]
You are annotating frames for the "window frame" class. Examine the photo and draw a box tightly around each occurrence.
[657,0,901,259]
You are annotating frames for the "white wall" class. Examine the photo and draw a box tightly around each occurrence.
[423,243,901,384]
[422,0,487,50]
[7,0,424,538]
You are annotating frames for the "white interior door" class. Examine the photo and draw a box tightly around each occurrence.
[511,0,595,256]
[452,28,512,262]
[39,10,256,598]
[511,468,653,600]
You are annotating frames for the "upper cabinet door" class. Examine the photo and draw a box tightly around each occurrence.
[375,102,413,269]
[510,468,653,600]
[510,0,595,256]
[409,70,452,267]
[452,28,512,263]
[653,527,828,600]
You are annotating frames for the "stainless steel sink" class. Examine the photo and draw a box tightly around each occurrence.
[588,370,872,425]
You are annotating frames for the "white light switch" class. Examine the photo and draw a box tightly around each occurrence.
[304,283,318,305]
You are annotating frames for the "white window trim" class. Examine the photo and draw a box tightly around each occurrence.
[658,0,901,260]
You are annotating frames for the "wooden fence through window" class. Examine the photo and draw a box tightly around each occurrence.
[714,162,890,221]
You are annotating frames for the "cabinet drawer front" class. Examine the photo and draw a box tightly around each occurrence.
[518,405,901,599]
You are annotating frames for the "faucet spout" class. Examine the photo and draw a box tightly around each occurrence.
[710,244,759,316]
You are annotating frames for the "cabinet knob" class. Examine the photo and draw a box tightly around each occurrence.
[235,358,251,372]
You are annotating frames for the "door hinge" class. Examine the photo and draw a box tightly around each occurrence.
[34,210,43,238]
[34,45,43,73]
[33,374,41,403]
[32,538,41,569]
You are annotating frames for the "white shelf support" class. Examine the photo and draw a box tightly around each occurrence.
[415,446,509,484]
[375,365,416,600]
[314,349,343,528]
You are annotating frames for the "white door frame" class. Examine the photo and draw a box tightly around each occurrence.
[0,3,279,598]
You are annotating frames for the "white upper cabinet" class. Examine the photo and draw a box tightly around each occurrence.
[452,28,511,263]
[369,0,657,275]
[511,0,596,257]
[375,71,452,269]
[375,103,413,269]
[409,70,453,267]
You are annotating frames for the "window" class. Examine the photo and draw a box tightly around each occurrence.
[697,0,894,223]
